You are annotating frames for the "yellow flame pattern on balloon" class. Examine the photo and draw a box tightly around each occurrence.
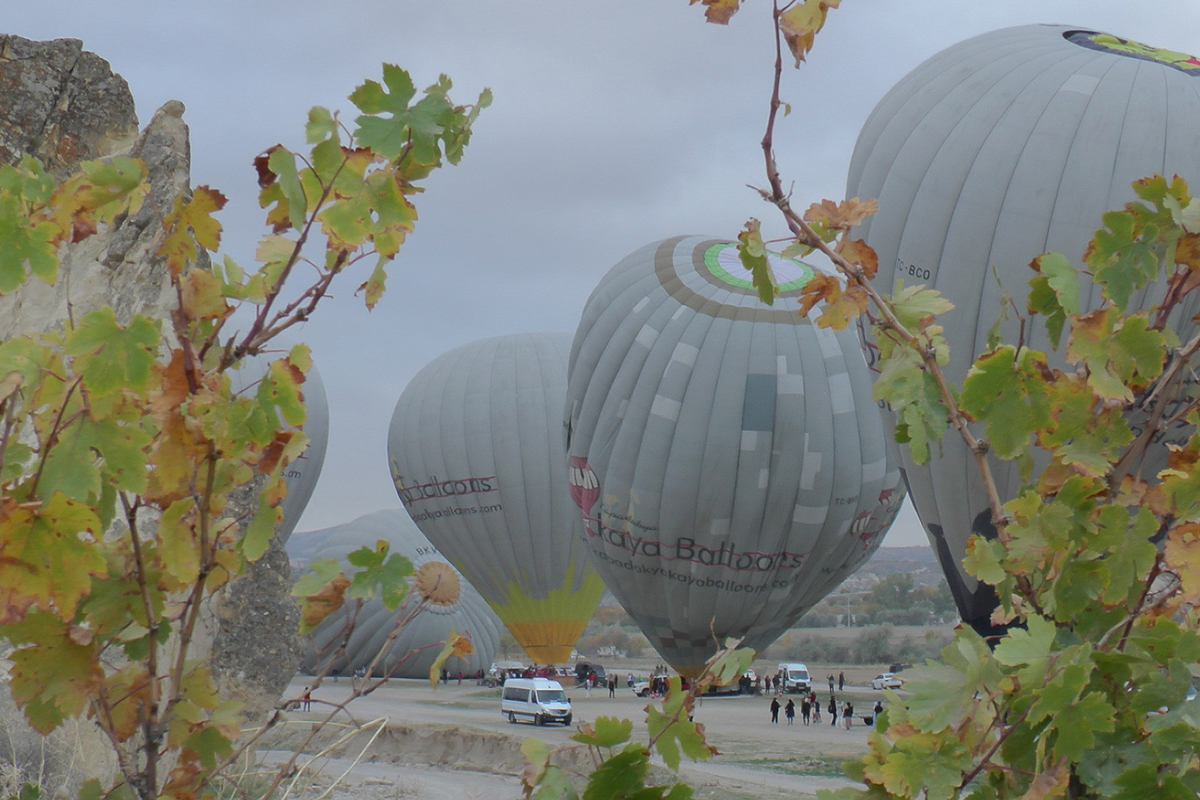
[488,564,607,665]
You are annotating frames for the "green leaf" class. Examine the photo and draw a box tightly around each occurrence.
[646,678,713,770]
[239,491,279,562]
[0,194,56,293]
[267,146,308,232]
[1028,251,1079,348]
[573,716,633,748]
[306,106,339,144]
[7,611,101,733]
[959,345,1051,459]
[1086,209,1162,311]
[1050,691,1116,761]
[736,219,776,304]
[291,558,343,599]
[889,281,954,330]
[348,542,413,609]
[582,744,650,800]
[65,308,159,396]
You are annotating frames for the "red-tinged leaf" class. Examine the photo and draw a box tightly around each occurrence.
[690,0,741,24]
[836,237,879,279]
[0,496,106,624]
[816,284,869,330]
[7,612,102,733]
[797,272,840,318]
[428,630,474,689]
[158,187,227,276]
[103,667,152,741]
[296,573,351,633]
[805,196,876,230]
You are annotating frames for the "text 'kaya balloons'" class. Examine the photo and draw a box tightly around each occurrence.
[847,25,1200,634]
[387,333,606,664]
[292,509,500,679]
[565,236,905,676]
[231,356,329,542]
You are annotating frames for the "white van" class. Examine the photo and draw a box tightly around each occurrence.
[501,677,573,726]
[777,662,811,693]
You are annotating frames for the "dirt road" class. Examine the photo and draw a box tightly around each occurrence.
[267,675,880,800]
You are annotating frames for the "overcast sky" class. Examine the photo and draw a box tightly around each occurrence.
[9,1,1200,548]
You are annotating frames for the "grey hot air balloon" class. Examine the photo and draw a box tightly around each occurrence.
[847,24,1200,635]
[293,509,501,678]
[564,236,905,677]
[231,355,329,541]
[387,333,606,665]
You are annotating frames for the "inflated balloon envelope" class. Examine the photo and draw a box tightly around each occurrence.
[294,508,501,679]
[387,333,607,664]
[847,24,1200,636]
[564,236,905,677]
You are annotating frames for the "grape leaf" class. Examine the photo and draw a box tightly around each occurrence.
[646,677,715,770]
[737,218,776,304]
[779,0,842,66]
[428,630,474,689]
[65,308,159,396]
[959,345,1051,459]
[688,0,741,24]
[7,611,101,733]
[1085,209,1161,311]
[574,716,633,748]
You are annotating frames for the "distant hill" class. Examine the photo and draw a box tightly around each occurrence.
[849,544,943,587]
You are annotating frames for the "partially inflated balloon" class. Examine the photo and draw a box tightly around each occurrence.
[847,25,1200,634]
[564,236,905,676]
[231,357,329,541]
[387,333,606,664]
[292,509,500,678]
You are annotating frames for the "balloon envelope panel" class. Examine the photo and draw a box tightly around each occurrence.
[847,24,1200,633]
[294,509,500,679]
[387,333,606,665]
[231,357,329,542]
[564,236,904,676]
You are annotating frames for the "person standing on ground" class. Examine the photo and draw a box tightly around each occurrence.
[785,698,796,725]
[828,674,835,693]
[301,687,311,712]
[811,692,822,723]
[838,671,845,691]
[608,676,616,698]
[828,696,838,727]
[770,697,781,724]
[844,700,854,730]
[800,695,811,725]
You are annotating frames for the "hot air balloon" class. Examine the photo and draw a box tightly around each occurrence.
[292,509,501,678]
[231,356,329,541]
[846,24,1200,635]
[564,236,905,677]
[387,333,607,665]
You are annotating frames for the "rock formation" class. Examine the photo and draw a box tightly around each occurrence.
[0,35,302,723]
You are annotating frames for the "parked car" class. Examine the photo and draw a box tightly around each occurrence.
[872,672,904,690]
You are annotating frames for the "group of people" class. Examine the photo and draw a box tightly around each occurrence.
[769,690,885,730]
